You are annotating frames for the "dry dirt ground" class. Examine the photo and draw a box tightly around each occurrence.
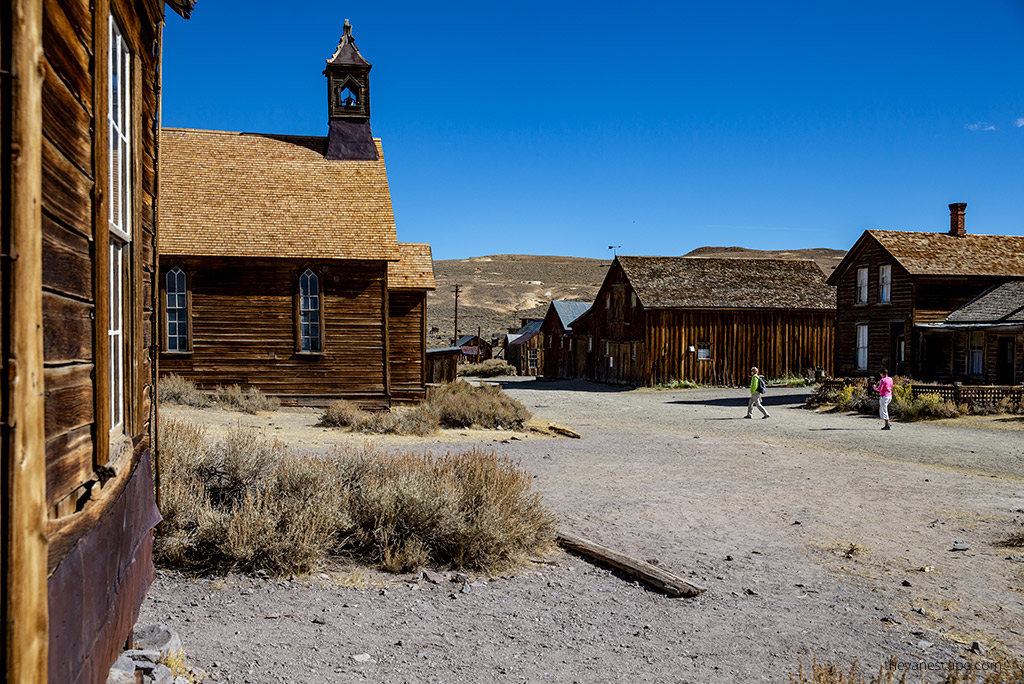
[145,381,1024,683]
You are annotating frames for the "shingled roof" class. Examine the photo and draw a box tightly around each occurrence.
[945,281,1024,324]
[616,256,835,310]
[388,243,435,290]
[861,230,1024,278]
[159,128,400,260]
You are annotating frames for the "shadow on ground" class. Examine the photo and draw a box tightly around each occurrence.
[667,392,811,409]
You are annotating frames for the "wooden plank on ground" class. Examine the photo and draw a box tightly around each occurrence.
[556,531,706,598]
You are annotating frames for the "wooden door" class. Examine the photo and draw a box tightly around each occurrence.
[997,337,1015,385]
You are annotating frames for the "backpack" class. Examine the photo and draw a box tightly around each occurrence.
[757,376,766,394]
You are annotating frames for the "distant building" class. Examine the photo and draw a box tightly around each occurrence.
[455,334,493,364]
[828,203,1024,382]
[505,319,545,376]
[541,301,592,379]
[159,24,433,407]
[572,256,835,385]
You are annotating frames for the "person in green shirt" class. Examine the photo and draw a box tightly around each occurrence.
[745,366,770,419]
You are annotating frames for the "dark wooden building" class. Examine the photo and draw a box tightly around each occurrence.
[2,0,193,681]
[505,319,544,376]
[455,334,493,364]
[158,25,433,407]
[828,203,1024,381]
[572,256,835,386]
[540,300,591,378]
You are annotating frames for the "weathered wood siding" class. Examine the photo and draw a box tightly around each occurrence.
[508,334,544,376]
[389,290,426,399]
[160,257,389,402]
[540,315,576,379]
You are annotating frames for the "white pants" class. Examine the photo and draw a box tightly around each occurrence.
[747,394,769,417]
[879,395,891,421]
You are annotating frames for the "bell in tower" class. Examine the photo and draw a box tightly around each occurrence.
[324,20,378,161]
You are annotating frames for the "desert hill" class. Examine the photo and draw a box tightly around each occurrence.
[426,248,845,347]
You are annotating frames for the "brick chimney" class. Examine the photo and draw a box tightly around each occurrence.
[948,202,967,237]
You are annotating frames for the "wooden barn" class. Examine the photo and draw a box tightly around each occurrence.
[828,203,1024,381]
[540,300,592,378]
[572,256,835,386]
[455,334,493,364]
[158,25,433,407]
[2,0,194,681]
[505,319,544,376]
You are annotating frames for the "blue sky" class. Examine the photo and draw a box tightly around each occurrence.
[162,1,1024,260]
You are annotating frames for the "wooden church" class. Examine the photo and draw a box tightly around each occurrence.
[159,22,434,406]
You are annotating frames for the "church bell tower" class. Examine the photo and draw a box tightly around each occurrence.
[324,20,378,160]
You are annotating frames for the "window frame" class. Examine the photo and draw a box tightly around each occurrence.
[163,266,192,353]
[855,267,869,305]
[697,343,711,361]
[968,330,984,376]
[855,324,868,371]
[296,267,325,354]
[878,264,891,304]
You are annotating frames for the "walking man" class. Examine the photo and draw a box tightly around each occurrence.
[875,368,893,430]
[745,366,770,419]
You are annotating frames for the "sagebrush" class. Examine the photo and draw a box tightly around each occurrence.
[157,419,554,574]
[159,375,280,414]
[457,359,518,377]
[318,380,531,435]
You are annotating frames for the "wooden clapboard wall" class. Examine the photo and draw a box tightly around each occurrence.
[5,0,171,681]
[160,257,391,404]
[388,290,427,400]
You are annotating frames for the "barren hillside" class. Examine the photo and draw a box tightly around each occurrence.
[426,248,846,347]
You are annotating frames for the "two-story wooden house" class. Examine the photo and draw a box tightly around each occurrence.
[571,256,835,386]
[3,0,193,681]
[828,204,1024,381]
[158,24,434,407]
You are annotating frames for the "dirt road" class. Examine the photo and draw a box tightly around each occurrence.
[143,381,1024,683]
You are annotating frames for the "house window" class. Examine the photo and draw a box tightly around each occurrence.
[631,292,637,308]
[856,324,868,370]
[968,331,983,375]
[631,342,637,360]
[605,293,611,309]
[856,267,868,304]
[587,337,593,352]
[604,341,610,356]
[166,267,188,351]
[527,349,538,370]
[559,336,564,349]
[879,265,891,303]
[697,344,711,360]
[108,16,131,437]
[299,269,321,352]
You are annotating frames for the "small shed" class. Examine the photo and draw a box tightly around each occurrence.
[425,347,461,384]
[541,301,592,378]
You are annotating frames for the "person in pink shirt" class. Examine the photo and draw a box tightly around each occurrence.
[874,369,894,430]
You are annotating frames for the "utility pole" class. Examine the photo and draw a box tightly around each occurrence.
[451,283,461,345]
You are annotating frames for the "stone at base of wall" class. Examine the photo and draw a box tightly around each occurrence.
[105,624,218,684]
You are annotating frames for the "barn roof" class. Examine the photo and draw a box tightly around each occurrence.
[616,256,835,310]
[509,319,543,345]
[159,128,400,261]
[455,335,491,347]
[389,243,435,290]
[551,301,592,330]
[945,281,1024,324]
[831,230,1024,281]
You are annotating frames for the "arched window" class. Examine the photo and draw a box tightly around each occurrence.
[299,269,321,352]
[165,267,189,351]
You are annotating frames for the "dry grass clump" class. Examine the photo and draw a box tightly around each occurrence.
[157,419,554,575]
[158,374,211,408]
[318,381,530,434]
[159,375,280,414]
[427,380,531,429]
[791,656,1024,683]
[457,359,518,377]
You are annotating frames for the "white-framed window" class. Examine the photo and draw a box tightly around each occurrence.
[856,324,868,370]
[299,269,321,352]
[878,264,891,303]
[697,343,711,360]
[587,337,593,352]
[166,267,188,351]
[108,15,131,437]
[968,331,983,375]
[856,267,868,304]
[527,349,538,370]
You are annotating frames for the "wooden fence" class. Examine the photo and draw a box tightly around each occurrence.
[820,379,1024,407]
